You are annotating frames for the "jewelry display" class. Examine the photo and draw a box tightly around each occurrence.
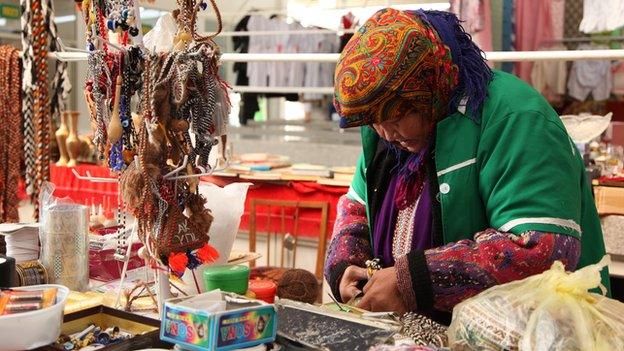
[80,0,228,278]
[20,0,71,216]
[0,45,22,223]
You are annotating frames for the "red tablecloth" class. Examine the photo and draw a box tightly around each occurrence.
[46,165,347,238]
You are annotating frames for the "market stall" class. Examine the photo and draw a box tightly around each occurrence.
[3,0,624,350]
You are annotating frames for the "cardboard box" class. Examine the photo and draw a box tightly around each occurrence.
[594,185,624,215]
[160,292,277,350]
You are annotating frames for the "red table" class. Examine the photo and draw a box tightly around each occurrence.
[204,176,347,238]
[46,164,348,238]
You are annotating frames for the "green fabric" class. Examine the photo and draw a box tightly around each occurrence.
[490,0,504,53]
[350,70,610,292]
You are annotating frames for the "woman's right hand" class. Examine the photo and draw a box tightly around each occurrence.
[339,265,368,302]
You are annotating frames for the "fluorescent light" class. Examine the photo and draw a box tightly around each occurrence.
[0,19,6,26]
[54,15,77,24]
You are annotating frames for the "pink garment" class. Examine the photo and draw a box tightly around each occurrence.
[515,0,555,83]
[550,0,566,40]
[450,0,493,52]
[472,0,493,52]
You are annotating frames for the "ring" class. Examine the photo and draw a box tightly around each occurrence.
[367,266,375,278]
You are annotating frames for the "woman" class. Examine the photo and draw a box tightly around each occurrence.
[324,8,609,321]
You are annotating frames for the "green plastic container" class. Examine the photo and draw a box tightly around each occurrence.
[202,265,250,294]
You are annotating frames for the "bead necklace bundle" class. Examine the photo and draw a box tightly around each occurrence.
[0,46,22,223]
[81,0,229,277]
[20,0,72,215]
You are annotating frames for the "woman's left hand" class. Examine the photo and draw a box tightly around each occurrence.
[357,266,408,314]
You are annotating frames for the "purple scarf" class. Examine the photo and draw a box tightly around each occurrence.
[373,160,433,267]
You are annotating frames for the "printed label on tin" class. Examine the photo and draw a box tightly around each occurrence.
[162,305,211,347]
[216,306,276,348]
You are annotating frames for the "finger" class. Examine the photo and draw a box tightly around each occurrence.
[340,280,361,302]
[345,266,368,281]
[362,275,375,294]
[357,293,372,311]
[345,285,361,302]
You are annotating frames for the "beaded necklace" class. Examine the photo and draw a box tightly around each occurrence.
[31,0,51,215]
[0,46,22,222]
[20,0,70,218]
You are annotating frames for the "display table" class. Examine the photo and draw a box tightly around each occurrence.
[203,176,347,238]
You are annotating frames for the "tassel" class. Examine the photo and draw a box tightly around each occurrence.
[196,243,219,264]
[168,252,188,277]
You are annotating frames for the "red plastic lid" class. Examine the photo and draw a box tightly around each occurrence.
[248,279,277,303]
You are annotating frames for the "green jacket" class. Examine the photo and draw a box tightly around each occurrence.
[348,70,610,291]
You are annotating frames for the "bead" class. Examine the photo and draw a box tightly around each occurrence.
[122,149,135,164]
[63,341,75,350]
[96,332,110,345]
[200,1,208,10]
[129,27,139,37]
[121,119,129,128]
[121,9,129,19]
[121,22,130,31]
[107,19,115,31]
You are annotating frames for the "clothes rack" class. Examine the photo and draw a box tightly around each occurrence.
[543,36,624,45]
[218,29,358,37]
[35,49,624,63]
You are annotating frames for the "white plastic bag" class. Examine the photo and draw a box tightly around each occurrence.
[143,13,177,53]
[181,182,251,292]
[448,256,624,351]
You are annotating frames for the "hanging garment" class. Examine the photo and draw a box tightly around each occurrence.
[611,62,624,96]
[501,0,515,72]
[490,0,503,51]
[564,0,587,50]
[450,0,493,51]
[233,15,259,125]
[567,45,613,101]
[450,0,483,33]
[530,44,568,101]
[515,0,555,83]
[550,0,566,40]
[579,0,624,34]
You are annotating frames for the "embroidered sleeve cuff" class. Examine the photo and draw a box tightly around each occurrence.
[328,261,350,303]
[395,254,418,311]
[406,249,434,310]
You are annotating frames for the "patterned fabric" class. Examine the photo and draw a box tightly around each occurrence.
[564,0,587,50]
[398,229,581,312]
[334,8,458,129]
[324,195,372,301]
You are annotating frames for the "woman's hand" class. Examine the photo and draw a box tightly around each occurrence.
[357,266,408,314]
[339,265,368,302]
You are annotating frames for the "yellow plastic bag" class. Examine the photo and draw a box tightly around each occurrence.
[448,256,624,351]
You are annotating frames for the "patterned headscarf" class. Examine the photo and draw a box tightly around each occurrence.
[334,8,459,129]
